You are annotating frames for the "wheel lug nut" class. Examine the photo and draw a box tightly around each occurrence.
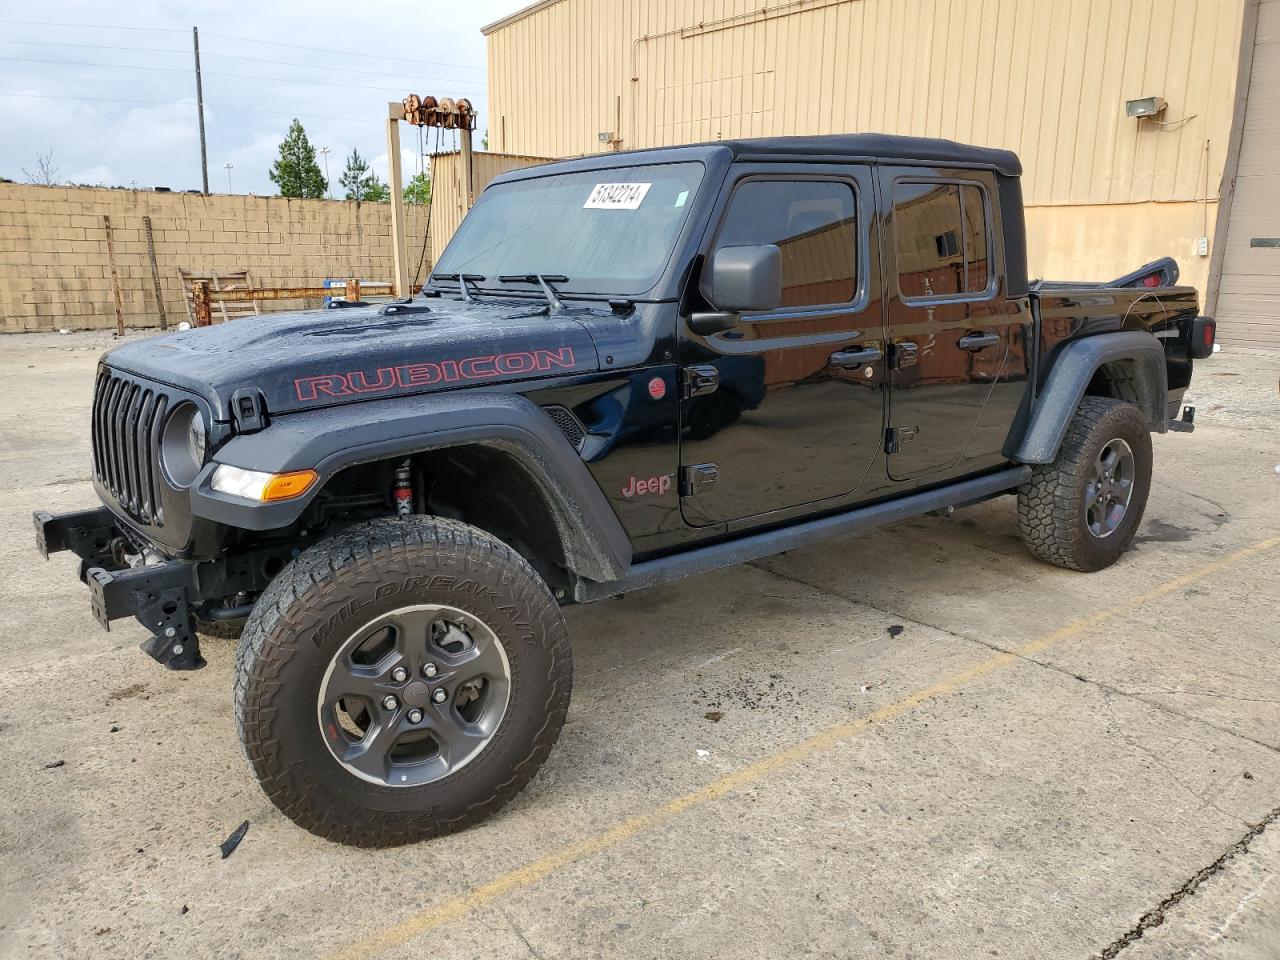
[382,695,399,711]
[407,708,424,724]
[431,688,448,704]
[391,666,408,682]
[422,663,438,678]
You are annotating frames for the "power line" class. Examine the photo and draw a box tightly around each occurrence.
[0,91,384,125]
[0,18,489,71]
[0,55,488,94]
[0,18,184,33]
[201,30,487,71]
[0,37,488,77]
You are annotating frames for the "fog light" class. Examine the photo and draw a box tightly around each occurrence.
[211,465,317,502]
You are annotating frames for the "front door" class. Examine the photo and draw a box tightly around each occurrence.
[878,168,1024,480]
[679,168,886,526]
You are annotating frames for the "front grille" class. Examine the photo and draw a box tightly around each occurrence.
[91,369,170,526]
[543,405,586,452]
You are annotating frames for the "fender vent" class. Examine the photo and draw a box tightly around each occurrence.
[543,405,586,452]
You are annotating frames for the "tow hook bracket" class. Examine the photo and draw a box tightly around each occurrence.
[137,585,204,671]
[1167,404,1196,433]
[86,561,206,670]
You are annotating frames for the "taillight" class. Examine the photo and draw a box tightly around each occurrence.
[1189,317,1216,359]
[1143,274,1161,287]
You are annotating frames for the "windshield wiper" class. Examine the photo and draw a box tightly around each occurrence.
[498,274,569,314]
[432,272,485,302]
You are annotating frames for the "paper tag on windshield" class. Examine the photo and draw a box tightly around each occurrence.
[584,182,652,210]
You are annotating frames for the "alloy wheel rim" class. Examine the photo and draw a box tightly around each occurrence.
[1084,438,1136,539]
[317,604,511,787]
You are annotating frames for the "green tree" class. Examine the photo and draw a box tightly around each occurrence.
[404,170,431,205]
[268,120,326,198]
[363,176,390,202]
[339,148,389,202]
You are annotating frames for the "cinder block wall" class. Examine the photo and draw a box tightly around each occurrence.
[0,184,431,333]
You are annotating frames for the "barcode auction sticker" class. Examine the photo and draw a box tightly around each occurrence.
[584,182,652,210]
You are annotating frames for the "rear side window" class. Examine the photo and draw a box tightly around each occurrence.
[893,181,991,299]
[714,180,857,308]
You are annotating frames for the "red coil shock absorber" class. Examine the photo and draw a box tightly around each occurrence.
[393,459,413,516]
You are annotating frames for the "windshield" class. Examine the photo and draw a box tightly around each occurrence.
[433,162,705,297]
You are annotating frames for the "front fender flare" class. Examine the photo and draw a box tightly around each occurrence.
[1013,331,1168,464]
[190,392,632,582]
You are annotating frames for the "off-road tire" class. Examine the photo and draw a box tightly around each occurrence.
[1018,396,1152,572]
[234,516,572,847]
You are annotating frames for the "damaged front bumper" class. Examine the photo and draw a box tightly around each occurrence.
[34,507,206,669]
[34,507,281,671]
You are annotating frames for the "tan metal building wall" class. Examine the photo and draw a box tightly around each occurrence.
[1213,0,1280,347]
[484,0,1246,295]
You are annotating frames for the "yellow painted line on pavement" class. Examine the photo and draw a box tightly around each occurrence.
[330,535,1280,960]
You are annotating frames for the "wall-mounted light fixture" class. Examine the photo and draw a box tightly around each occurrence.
[1125,97,1168,119]
[598,131,614,143]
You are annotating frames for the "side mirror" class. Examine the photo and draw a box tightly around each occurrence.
[690,244,782,336]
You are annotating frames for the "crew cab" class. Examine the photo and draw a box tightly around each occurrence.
[34,134,1215,846]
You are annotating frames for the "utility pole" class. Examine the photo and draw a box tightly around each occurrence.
[319,146,331,198]
[223,161,233,193]
[193,26,209,195]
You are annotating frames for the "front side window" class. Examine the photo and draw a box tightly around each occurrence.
[714,180,857,309]
[893,181,991,300]
[433,162,705,296]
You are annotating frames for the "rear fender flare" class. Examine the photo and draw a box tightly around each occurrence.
[190,393,632,582]
[1012,331,1168,464]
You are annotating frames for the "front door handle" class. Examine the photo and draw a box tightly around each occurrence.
[830,346,883,368]
[958,331,1000,351]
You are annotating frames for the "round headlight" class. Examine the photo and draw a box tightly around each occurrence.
[161,403,206,488]
[187,411,207,465]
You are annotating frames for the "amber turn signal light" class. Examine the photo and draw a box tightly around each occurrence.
[262,469,319,502]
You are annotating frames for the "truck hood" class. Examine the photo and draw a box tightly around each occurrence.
[102,298,602,419]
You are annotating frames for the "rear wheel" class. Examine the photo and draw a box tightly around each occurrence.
[1017,396,1152,572]
[234,516,572,846]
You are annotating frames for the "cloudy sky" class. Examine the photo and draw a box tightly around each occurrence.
[0,0,524,195]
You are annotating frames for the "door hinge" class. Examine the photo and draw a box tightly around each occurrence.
[885,426,918,454]
[682,364,719,399]
[231,387,267,433]
[680,462,719,496]
[890,341,919,370]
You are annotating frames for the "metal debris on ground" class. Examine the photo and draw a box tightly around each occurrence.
[219,820,249,859]
[888,624,905,637]
[43,759,65,769]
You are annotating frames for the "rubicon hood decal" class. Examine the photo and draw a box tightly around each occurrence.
[99,300,602,416]
[294,347,578,402]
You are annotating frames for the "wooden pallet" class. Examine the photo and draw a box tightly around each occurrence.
[177,269,261,325]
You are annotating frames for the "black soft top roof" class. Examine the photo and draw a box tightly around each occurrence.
[711,134,1020,176]
[492,134,1021,187]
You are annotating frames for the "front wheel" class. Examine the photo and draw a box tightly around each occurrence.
[1017,396,1152,572]
[234,516,572,847]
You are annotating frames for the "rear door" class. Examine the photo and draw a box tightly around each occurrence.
[878,168,1026,480]
[679,166,886,526]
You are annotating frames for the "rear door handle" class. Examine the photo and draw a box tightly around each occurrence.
[830,346,883,368]
[957,331,1000,351]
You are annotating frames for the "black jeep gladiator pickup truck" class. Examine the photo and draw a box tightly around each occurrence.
[34,134,1215,846]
